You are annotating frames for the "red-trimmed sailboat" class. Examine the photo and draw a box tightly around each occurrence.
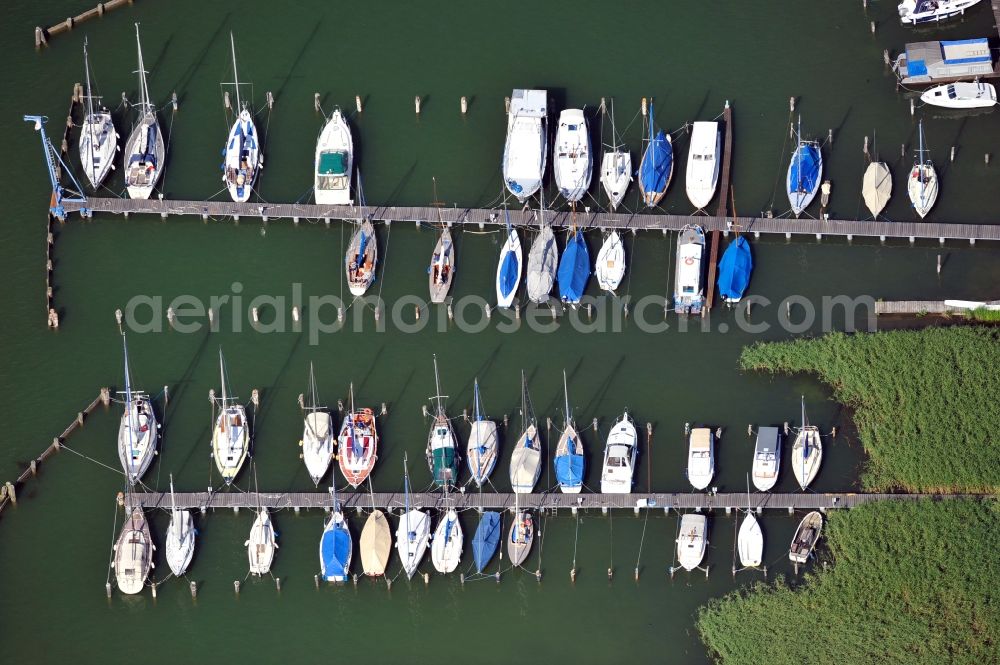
[337,383,378,488]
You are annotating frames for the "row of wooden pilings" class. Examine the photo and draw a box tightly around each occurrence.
[35,0,137,48]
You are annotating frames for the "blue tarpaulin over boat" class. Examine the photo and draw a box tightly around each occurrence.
[787,143,821,197]
[472,511,501,573]
[557,230,590,304]
[357,232,369,261]
[499,243,519,298]
[555,448,584,488]
[320,519,351,581]
[717,236,752,302]
[640,130,673,197]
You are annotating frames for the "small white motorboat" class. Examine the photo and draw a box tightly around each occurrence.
[687,427,714,490]
[165,475,195,577]
[246,508,277,576]
[345,218,378,296]
[431,508,464,574]
[738,512,763,568]
[789,511,823,564]
[674,224,706,315]
[685,121,721,210]
[751,426,781,492]
[553,108,592,203]
[908,121,938,219]
[898,0,984,25]
[595,230,626,293]
[600,411,638,494]
[862,162,892,217]
[503,89,547,202]
[314,108,353,205]
[113,507,154,595]
[791,397,823,490]
[676,513,708,571]
[921,81,997,109]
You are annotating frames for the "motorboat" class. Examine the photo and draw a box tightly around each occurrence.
[676,513,708,571]
[599,411,638,494]
[314,108,353,204]
[687,426,714,490]
[674,224,705,315]
[553,109,592,202]
[751,426,781,492]
[503,89,547,201]
[685,121,721,210]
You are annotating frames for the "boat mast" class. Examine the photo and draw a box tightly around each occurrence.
[795,115,803,195]
[219,348,227,406]
[229,32,242,112]
[170,473,180,538]
[432,354,445,417]
[562,370,571,429]
[648,98,656,183]
[403,451,412,546]
[122,333,134,405]
[82,38,99,185]
[473,379,482,423]
[917,120,926,205]
[134,24,151,115]
[308,362,318,412]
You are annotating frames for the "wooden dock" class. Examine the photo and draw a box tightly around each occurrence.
[876,300,999,315]
[122,489,982,513]
[34,0,137,48]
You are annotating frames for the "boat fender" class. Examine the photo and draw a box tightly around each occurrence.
[684,257,694,266]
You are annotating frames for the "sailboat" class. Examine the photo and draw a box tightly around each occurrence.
[113,506,154,594]
[525,190,558,303]
[686,426,715,490]
[117,333,158,485]
[314,108,353,205]
[751,426,781,492]
[553,108,592,202]
[898,0,983,25]
[509,371,542,493]
[600,99,632,210]
[791,397,823,490]
[425,355,459,488]
[786,116,823,217]
[908,120,939,219]
[246,507,277,575]
[359,508,392,577]
[717,235,752,305]
[862,134,893,218]
[221,33,261,203]
[507,506,534,567]
[685,121,722,210]
[165,474,195,577]
[595,230,626,294]
[495,208,522,308]
[301,363,334,486]
[920,81,997,109]
[638,99,674,207]
[123,24,164,200]
[319,485,352,582]
[600,411,638,494]
[472,511,502,574]
[78,38,118,190]
[211,348,249,485]
[338,383,379,488]
[503,89,548,202]
[431,508,464,573]
[676,513,708,571]
[428,178,456,303]
[395,453,431,579]
[554,371,585,493]
[674,224,706,315]
[789,511,823,564]
[345,217,378,296]
[466,379,499,487]
[737,479,763,568]
[558,228,590,306]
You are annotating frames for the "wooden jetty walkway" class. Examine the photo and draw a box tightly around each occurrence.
[34,0,137,48]
[123,489,977,513]
[876,300,1000,315]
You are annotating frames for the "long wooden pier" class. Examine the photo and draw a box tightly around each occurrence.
[876,300,1000,315]
[122,490,979,513]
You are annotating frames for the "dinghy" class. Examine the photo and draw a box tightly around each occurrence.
[221,33,261,203]
[246,508,277,575]
[507,509,534,567]
[212,348,249,485]
[738,512,764,568]
[717,235,752,305]
[346,218,378,296]
[921,81,997,109]
[425,355,459,488]
[789,511,823,564]
[676,514,708,571]
[553,108,592,202]
[509,371,543,493]
[428,227,455,304]
[554,371,585,493]
[319,492,352,582]
[78,38,118,190]
[396,454,430,579]
[557,228,590,306]
[791,397,823,490]
[862,162,893,217]
[526,190,557,303]
[123,24,164,200]
[431,508,464,573]
[600,99,631,210]
[898,0,983,25]
[908,120,938,219]
[674,224,706,315]
[113,506,153,594]
[595,230,626,293]
[117,333,158,485]
[472,511,502,574]
[786,116,822,217]
[338,383,378,488]
[503,89,548,202]
[687,427,715,490]
[685,121,721,210]
[314,108,353,205]
[495,210,522,308]
[466,379,499,487]
[165,475,195,577]
[600,411,638,494]
[639,100,674,207]
[751,426,781,492]
[359,509,392,576]
[301,363,334,486]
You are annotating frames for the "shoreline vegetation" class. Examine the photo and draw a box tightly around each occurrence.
[740,327,1000,494]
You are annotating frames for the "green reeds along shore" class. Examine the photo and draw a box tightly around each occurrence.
[697,498,1000,665]
[740,327,1000,494]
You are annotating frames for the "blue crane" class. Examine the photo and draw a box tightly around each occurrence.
[24,115,89,220]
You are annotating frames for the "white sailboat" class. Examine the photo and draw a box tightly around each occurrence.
[495,209,522,308]
[165,474,195,577]
[395,453,430,580]
[345,218,378,296]
[123,24,164,200]
[246,507,277,575]
[428,178,455,303]
[117,333,158,485]
[507,505,534,567]
[314,108,353,205]
[509,371,542,494]
[600,411,637,494]
[525,190,557,304]
[431,507,464,574]
[466,379,498,487]
[595,230,626,293]
[676,513,708,571]
[503,89,548,202]
[920,81,997,109]
[750,426,781,492]
[737,477,763,568]
[907,120,939,219]
[687,426,715,490]
[212,348,249,485]
[600,99,631,210]
[685,121,721,210]
[553,108,592,202]
[78,38,118,190]
[862,161,892,218]
[221,33,261,203]
[301,363,334,486]
[319,483,352,582]
[554,371,585,494]
[337,383,379,488]
[113,506,154,595]
[791,397,823,490]
[426,354,459,488]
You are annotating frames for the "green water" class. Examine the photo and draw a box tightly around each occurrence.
[2,1,999,663]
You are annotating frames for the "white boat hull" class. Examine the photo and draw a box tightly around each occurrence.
[123,112,164,200]
[600,150,631,210]
[920,81,997,109]
[223,111,262,203]
[302,411,334,486]
[118,396,158,485]
[509,425,542,493]
[737,513,763,568]
[908,163,939,218]
[600,413,637,494]
[165,510,196,577]
[395,509,430,579]
[676,514,707,571]
[687,427,714,490]
[467,420,498,486]
[898,0,983,24]
[553,109,592,203]
[79,111,118,189]
[526,226,557,303]
[431,508,464,573]
[213,405,249,485]
[346,220,378,296]
[314,109,354,205]
[495,229,523,308]
[246,509,277,575]
[791,428,823,490]
[685,121,721,210]
[595,231,626,293]
[503,89,547,202]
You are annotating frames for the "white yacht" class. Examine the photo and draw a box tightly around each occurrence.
[685,121,721,210]
[738,512,763,568]
[921,81,997,109]
[78,38,118,190]
[503,89,547,202]
[687,427,714,490]
[301,363,334,486]
[862,162,892,217]
[165,475,195,577]
[246,508,277,575]
[791,398,823,490]
[314,108,353,204]
[221,33,261,203]
[600,411,638,494]
[751,426,781,492]
[431,508,464,574]
[509,372,542,493]
[113,507,153,595]
[117,334,158,485]
[553,109,592,202]
[123,24,164,200]
[674,224,706,315]
[676,514,708,571]
[212,349,249,485]
[595,230,626,293]
[898,0,983,25]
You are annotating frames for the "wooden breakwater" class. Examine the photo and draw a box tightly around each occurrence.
[0,389,110,515]
[35,0,137,48]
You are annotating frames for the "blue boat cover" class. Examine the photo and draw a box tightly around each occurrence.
[555,446,584,488]
[357,232,369,261]
[320,520,351,580]
[142,123,158,164]
[472,511,501,573]
[499,243,519,298]
[557,231,590,303]
[640,130,673,196]
[717,236,752,301]
[788,144,821,196]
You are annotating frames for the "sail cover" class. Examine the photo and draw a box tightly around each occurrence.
[640,130,673,196]
[788,144,820,195]
[320,521,351,580]
[717,236,752,301]
[357,232,369,261]
[432,447,456,483]
[499,245,519,298]
[555,450,584,487]
[472,511,501,573]
[557,231,590,303]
